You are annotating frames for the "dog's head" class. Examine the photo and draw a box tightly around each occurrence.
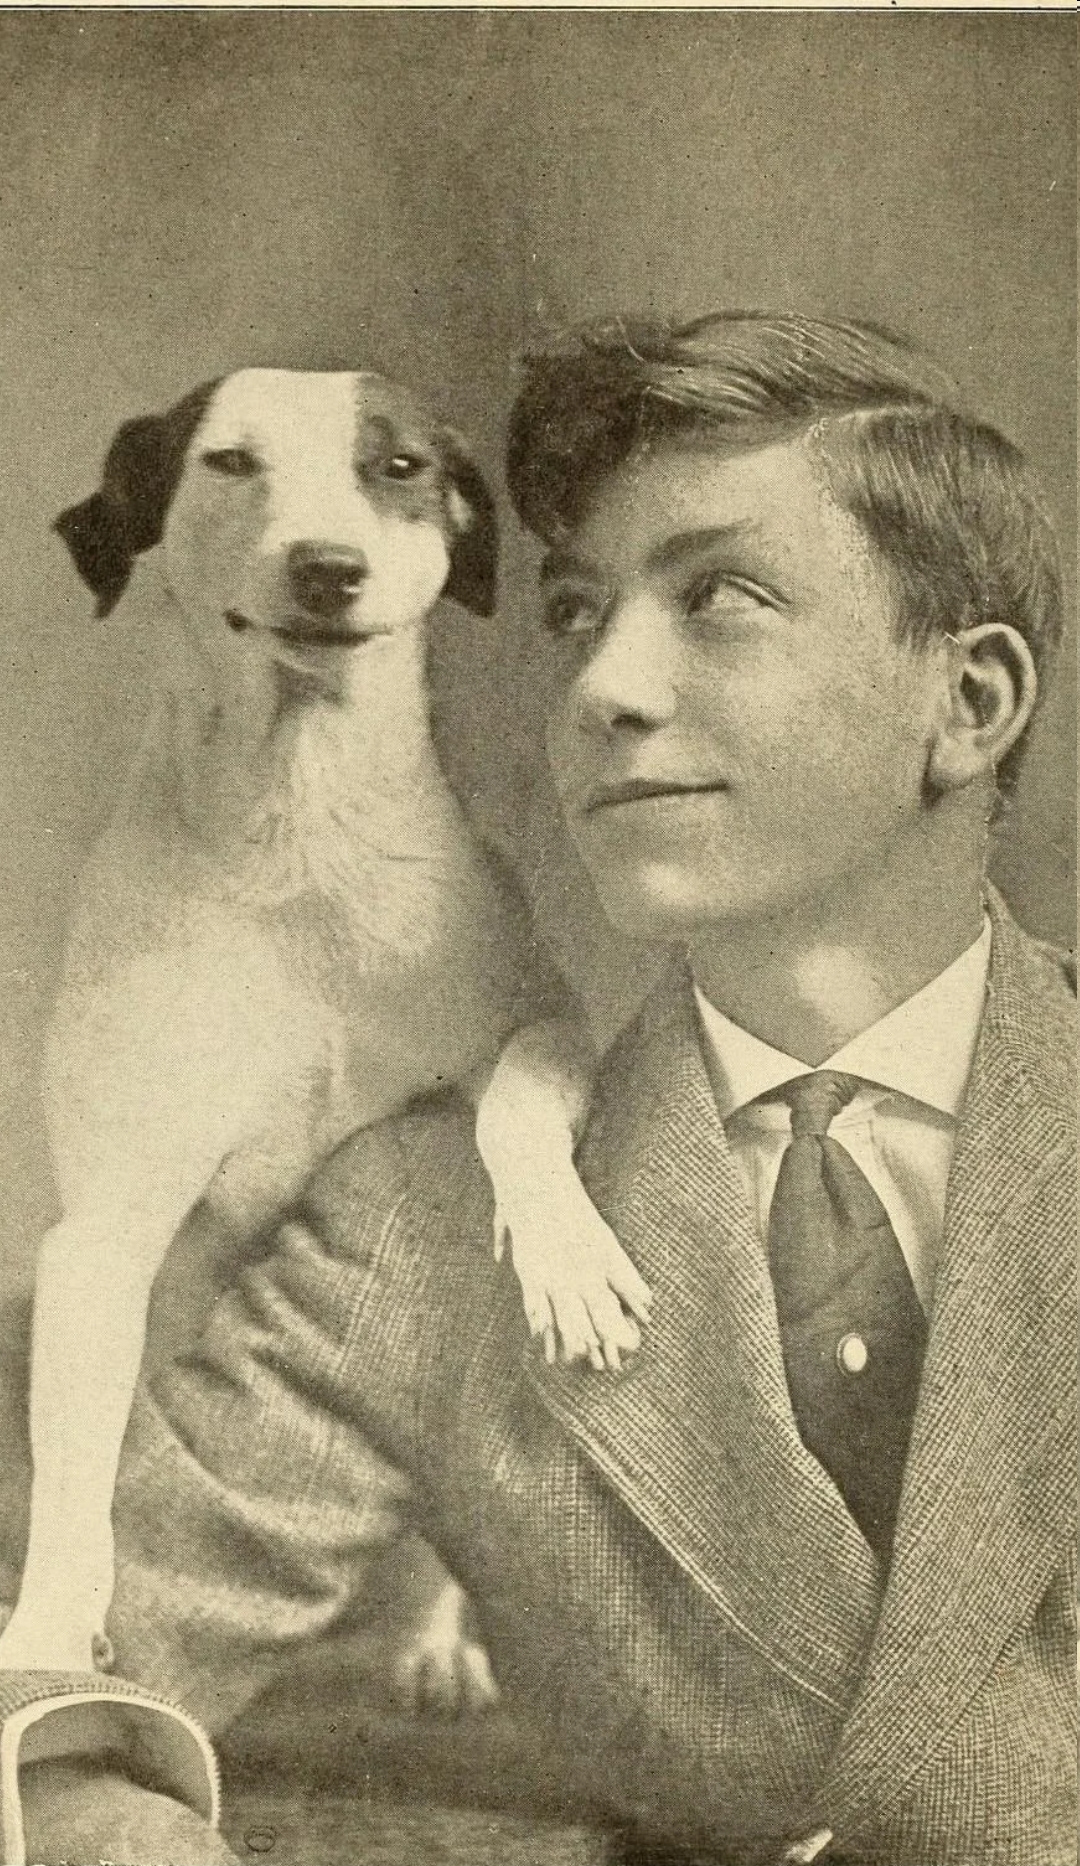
[55,370,499,670]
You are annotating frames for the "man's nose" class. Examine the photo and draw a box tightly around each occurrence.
[287,541,369,619]
[573,596,678,735]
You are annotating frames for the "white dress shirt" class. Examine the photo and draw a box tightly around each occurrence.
[693,920,992,1313]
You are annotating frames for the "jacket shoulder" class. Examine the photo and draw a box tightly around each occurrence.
[296,1089,491,1271]
[1026,933,1077,1001]
[1011,921,1076,1029]
[288,1093,502,1456]
[990,895,1077,1112]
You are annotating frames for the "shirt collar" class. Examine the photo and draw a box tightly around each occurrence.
[694,917,991,1122]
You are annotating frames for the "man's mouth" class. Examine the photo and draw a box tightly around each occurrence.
[582,777,729,814]
[225,611,369,649]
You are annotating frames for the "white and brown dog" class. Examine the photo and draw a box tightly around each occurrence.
[0,370,650,1694]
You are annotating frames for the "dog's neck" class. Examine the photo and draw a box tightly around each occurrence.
[149,606,469,920]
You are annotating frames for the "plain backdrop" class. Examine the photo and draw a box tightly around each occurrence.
[0,9,1075,1299]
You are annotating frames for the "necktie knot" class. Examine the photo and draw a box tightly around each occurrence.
[781,1070,861,1138]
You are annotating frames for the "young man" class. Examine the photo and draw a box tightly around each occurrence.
[3,314,1075,1865]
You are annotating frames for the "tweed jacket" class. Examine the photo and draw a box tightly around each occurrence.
[0,895,1075,1865]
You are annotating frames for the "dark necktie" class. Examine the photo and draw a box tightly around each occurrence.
[766,1071,927,1558]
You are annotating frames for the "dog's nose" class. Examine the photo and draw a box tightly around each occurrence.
[287,542,369,618]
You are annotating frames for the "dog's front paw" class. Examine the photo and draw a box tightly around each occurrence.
[391,1582,498,1718]
[496,1179,652,1374]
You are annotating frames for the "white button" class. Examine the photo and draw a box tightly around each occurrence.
[836,1332,868,1375]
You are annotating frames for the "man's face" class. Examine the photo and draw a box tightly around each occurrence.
[542,433,945,945]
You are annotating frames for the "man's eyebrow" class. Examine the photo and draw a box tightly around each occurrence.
[539,524,770,585]
[646,523,767,574]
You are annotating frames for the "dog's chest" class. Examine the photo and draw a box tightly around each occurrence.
[272,820,523,1099]
[53,680,525,1240]
[188,854,519,1240]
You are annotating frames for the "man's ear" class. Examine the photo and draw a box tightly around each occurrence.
[437,430,499,618]
[53,381,220,616]
[926,622,1039,794]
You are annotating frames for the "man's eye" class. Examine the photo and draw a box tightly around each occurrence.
[685,568,770,619]
[201,447,260,478]
[542,589,606,639]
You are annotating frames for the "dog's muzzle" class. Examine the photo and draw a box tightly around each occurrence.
[226,538,390,649]
[287,540,368,620]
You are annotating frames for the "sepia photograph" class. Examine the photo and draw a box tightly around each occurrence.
[0,9,1074,1864]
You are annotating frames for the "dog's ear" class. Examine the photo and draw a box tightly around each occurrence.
[54,382,220,616]
[437,432,499,619]
[55,416,171,617]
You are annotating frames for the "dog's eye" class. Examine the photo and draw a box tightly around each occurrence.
[381,453,429,482]
[202,447,260,478]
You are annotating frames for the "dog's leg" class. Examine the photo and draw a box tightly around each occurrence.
[0,1193,200,1672]
[473,1020,652,1372]
[0,961,273,1673]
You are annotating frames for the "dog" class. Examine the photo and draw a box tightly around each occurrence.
[0,369,651,1694]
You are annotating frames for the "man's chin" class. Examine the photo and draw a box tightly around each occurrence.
[584,862,741,946]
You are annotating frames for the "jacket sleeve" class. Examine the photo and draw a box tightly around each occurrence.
[0,1114,440,1862]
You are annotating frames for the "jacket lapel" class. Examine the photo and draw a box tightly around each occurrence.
[818,898,1077,1838]
[525,963,881,1712]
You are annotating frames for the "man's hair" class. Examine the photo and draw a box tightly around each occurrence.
[506,312,1064,795]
